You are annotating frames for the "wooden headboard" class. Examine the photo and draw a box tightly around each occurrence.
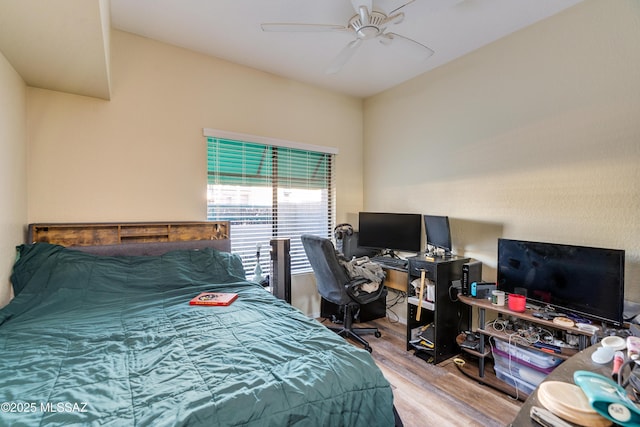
[27,221,231,256]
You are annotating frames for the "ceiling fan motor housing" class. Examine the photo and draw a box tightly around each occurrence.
[349,11,388,39]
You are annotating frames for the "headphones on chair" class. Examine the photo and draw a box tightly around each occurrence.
[333,223,354,241]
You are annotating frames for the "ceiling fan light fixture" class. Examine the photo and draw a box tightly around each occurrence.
[358,25,381,39]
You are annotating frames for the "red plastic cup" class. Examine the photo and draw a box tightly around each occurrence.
[508,294,526,312]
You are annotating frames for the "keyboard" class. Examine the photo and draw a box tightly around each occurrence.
[371,256,408,270]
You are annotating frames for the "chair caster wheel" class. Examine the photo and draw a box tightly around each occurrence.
[375,331,382,338]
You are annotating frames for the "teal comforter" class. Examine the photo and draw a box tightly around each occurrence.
[0,244,394,426]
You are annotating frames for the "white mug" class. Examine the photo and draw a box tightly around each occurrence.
[491,290,505,306]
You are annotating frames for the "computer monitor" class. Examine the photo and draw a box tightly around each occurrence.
[423,215,452,254]
[358,212,422,253]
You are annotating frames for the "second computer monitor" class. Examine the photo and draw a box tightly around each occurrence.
[423,215,452,254]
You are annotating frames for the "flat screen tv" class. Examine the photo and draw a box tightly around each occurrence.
[358,212,422,253]
[497,238,625,326]
[423,215,452,254]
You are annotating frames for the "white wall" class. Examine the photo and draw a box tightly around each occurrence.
[19,1,640,318]
[364,1,640,303]
[26,30,364,316]
[0,51,27,308]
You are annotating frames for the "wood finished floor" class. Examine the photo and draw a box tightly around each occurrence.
[322,316,523,427]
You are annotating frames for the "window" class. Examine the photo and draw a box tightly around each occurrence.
[205,129,337,276]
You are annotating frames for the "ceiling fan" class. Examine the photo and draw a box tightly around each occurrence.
[261,0,434,74]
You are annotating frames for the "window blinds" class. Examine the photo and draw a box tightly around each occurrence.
[206,135,335,275]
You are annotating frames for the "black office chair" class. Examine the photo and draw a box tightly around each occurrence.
[301,234,386,352]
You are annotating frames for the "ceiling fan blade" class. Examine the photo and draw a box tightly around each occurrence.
[380,32,435,60]
[389,0,416,15]
[383,11,405,26]
[325,38,363,74]
[261,23,347,32]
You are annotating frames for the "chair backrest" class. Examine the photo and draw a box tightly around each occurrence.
[301,234,352,305]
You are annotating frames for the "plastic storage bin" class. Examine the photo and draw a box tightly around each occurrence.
[492,347,554,386]
[494,339,563,369]
[494,364,536,395]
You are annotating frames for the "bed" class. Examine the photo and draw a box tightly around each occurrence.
[0,222,395,426]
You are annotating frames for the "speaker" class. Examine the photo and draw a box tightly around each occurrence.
[270,238,291,303]
[462,260,482,296]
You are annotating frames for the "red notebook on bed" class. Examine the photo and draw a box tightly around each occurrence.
[189,292,238,306]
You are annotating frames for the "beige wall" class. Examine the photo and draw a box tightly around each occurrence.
[364,0,640,307]
[0,51,27,307]
[26,30,364,315]
[16,1,640,318]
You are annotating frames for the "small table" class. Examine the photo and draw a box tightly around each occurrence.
[510,345,610,426]
[459,295,595,377]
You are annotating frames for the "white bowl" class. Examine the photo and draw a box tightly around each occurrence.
[601,335,626,351]
[591,346,615,364]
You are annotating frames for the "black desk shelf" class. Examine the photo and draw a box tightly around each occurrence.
[406,255,469,364]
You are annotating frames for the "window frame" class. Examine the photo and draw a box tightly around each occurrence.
[204,128,338,276]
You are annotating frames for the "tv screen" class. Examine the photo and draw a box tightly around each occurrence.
[497,238,625,326]
[423,215,452,253]
[358,212,422,253]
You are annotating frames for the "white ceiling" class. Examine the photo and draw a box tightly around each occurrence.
[0,0,582,100]
[110,0,582,97]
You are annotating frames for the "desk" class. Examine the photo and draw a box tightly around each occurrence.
[382,267,408,292]
[510,345,608,426]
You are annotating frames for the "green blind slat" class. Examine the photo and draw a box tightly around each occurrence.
[207,136,334,275]
[208,137,330,188]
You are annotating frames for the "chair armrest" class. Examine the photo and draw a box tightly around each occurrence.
[345,277,385,304]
